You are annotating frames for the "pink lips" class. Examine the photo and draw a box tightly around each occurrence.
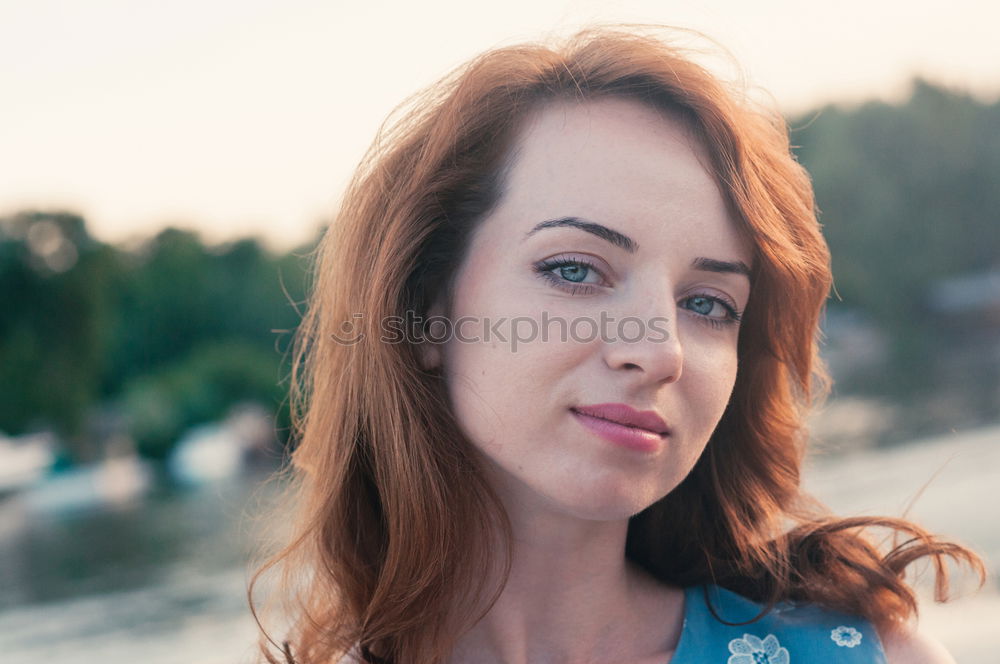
[570,403,671,453]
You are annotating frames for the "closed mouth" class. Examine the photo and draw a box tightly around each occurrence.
[570,406,670,436]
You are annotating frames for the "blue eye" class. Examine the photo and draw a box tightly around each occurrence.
[534,256,606,294]
[686,296,716,315]
[558,263,590,282]
[681,294,742,330]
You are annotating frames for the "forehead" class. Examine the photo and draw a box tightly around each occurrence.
[494,96,752,263]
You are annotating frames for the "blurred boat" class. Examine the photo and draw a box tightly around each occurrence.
[0,431,56,499]
[166,403,274,486]
[17,435,153,515]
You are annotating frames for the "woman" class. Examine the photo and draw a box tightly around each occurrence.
[248,25,986,664]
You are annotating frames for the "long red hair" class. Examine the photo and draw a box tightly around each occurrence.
[248,24,986,664]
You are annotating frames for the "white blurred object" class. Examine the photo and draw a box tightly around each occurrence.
[99,445,153,504]
[167,402,273,486]
[0,430,56,495]
[19,454,153,514]
[168,423,244,485]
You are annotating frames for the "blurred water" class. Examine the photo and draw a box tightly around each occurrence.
[0,472,272,664]
[802,424,1000,663]
[0,425,996,664]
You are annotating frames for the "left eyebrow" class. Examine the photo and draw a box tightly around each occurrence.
[691,256,752,281]
[523,216,638,253]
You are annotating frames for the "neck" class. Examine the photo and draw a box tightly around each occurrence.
[447,491,683,664]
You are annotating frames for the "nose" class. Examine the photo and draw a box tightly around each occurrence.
[601,304,683,384]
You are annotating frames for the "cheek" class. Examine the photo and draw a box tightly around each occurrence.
[711,346,739,394]
[442,332,579,450]
[441,322,594,463]
[441,337,502,446]
[689,341,740,426]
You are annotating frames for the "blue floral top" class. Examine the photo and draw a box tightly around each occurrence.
[671,584,888,663]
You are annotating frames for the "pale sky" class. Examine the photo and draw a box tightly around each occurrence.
[2,0,997,251]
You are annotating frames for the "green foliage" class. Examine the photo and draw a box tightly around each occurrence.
[120,340,287,460]
[0,212,116,442]
[790,78,1000,399]
[104,232,309,460]
[101,230,308,398]
[0,212,310,462]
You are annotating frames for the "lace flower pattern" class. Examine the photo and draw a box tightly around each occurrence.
[727,633,790,664]
[830,625,863,648]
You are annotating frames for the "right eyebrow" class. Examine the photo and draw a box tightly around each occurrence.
[522,216,639,253]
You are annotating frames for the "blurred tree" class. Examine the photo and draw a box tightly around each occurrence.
[119,339,288,460]
[0,211,119,460]
[790,78,1000,402]
[101,228,310,457]
[102,229,308,395]
[0,213,312,463]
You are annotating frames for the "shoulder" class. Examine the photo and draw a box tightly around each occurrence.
[878,621,956,664]
[681,584,889,663]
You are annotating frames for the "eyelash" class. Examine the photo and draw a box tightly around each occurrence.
[533,256,744,329]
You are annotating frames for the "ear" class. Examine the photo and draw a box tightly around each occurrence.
[417,298,446,371]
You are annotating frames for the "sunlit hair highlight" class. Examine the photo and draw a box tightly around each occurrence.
[247,24,986,664]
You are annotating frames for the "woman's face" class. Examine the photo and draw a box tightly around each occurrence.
[430,96,753,522]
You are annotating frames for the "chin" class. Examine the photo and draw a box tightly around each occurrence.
[540,477,664,523]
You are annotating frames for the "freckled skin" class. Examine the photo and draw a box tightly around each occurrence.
[427,97,753,524]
